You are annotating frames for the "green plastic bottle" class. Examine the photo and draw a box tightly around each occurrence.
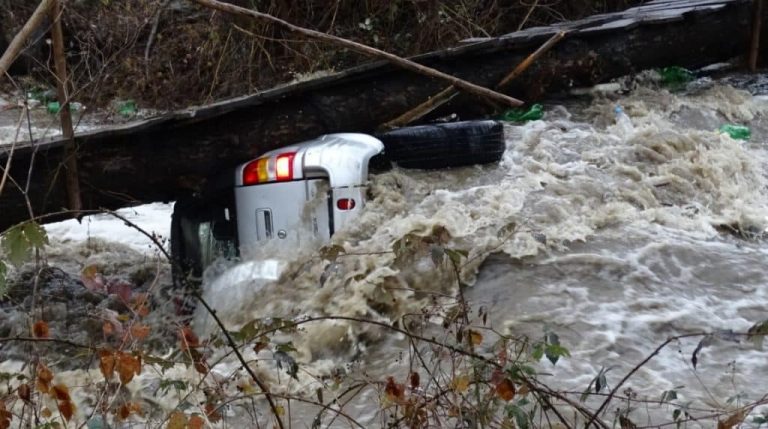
[719,124,751,141]
[660,66,694,88]
[117,100,137,117]
[501,104,544,123]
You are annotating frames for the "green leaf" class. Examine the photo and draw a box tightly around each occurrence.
[157,379,188,395]
[506,404,530,429]
[1,222,48,267]
[444,248,468,267]
[748,320,768,348]
[531,343,544,361]
[275,342,297,353]
[143,354,175,371]
[544,343,570,365]
[22,222,48,248]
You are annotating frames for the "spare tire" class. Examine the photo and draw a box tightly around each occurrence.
[376,120,505,170]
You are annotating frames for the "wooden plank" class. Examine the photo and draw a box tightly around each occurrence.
[0,0,754,231]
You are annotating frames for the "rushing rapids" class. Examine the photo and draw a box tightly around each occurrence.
[2,70,768,426]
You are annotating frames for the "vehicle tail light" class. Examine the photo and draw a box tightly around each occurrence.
[243,158,270,185]
[275,153,295,182]
[337,198,356,210]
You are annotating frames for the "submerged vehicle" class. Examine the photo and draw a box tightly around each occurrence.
[171,120,505,287]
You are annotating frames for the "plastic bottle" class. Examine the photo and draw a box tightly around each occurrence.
[614,105,634,138]
[117,100,137,117]
[500,104,544,123]
[719,124,751,141]
[660,66,694,89]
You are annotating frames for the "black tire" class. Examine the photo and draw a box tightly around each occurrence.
[375,120,505,170]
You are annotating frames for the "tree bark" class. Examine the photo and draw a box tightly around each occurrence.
[50,0,81,213]
[190,0,524,108]
[0,0,55,79]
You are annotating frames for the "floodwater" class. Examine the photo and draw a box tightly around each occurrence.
[3,70,768,427]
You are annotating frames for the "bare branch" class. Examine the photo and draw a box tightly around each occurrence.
[190,0,523,107]
[0,0,56,78]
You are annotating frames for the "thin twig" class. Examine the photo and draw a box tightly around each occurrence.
[192,291,285,429]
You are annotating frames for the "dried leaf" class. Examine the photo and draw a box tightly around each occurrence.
[469,330,483,346]
[180,326,200,351]
[116,352,140,385]
[385,376,405,402]
[51,384,70,401]
[718,411,746,429]
[36,363,53,393]
[33,320,50,338]
[409,372,420,389]
[204,403,222,423]
[41,407,52,418]
[58,400,75,421]
[495,378,516,401]
[167,411,187,429]
[18,383,30,401]
[451,375,470,393]
[99,350,115,380]
[107,279,133,304]
[253,340,269,354]
[0,401,11,429]
[188,414,205,429]
[130,323,151,341]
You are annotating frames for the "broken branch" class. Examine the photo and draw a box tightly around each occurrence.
[0,0,55,79]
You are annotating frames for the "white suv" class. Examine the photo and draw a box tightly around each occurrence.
[171,120,504,287]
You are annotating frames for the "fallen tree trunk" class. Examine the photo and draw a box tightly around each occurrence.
[0,0,758,232]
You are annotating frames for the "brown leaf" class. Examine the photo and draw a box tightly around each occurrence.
[409,372,420,389]
[384,376,405,403]
[495,378,516,401]
[118,403,131,421]
[58,400,75,421]
[204,403,222,423]
[135,304,150,318]
[117,401,142,420]
[166,411,187,429]
[32,320,50,338]
[469,330,483,346]
[180,326,200,351]
[17,384,30,402]
[51,384,71,402]
[451,375,470,393]
[188,414,205,429]
[116,352,140,385]
[99,350,115,380]
[36,363,53,393]
[0,401,11,429]
[718,411,746,429]
[130,323,151,341]
[253,340,269,354]
[102,321,115,337]
[107,279,133,304]
[41,407,52,418]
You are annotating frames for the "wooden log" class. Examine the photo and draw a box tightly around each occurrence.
[0,0,754,232]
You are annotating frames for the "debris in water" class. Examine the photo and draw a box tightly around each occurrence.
[500,103,543,123]
[719,124,751,140]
